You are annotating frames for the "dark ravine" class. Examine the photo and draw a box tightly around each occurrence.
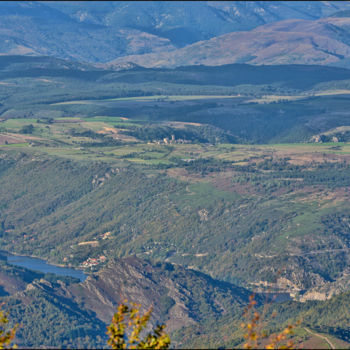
[2,256,350,348]
[66,257,253,328]
[0,255,254,348]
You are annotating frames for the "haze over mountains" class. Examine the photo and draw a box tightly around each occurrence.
[2,1,350,348]
[109,15,350,68]
[2,1,350,67]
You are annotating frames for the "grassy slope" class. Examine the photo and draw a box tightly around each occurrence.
[1,58,350,348]
[3,57,350,144]
[1,132,350,294]
[175,291,350,348]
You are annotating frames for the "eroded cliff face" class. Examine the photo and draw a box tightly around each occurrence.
[0,254,257,349]
[300,269,350,302]
[67,258,169,324]
[0,255,251,336]
[65,257,251,332]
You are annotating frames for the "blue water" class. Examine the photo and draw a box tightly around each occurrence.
[7,254,87,282]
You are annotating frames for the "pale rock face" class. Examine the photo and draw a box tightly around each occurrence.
[300,290,328,302]
[299,270,350,302]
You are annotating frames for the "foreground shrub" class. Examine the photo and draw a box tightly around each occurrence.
[0,304,17,349]
[107,301,170,349]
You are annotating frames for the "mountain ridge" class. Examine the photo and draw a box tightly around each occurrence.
[1,1,350,63]
[106,15,350,68]
[0,255,253,347]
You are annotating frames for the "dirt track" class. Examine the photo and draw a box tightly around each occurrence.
[304,327,336,349]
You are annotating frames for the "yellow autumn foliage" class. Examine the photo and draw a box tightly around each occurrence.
[106,300,170,349]
[0,304,17,350]
[241,294,300,349]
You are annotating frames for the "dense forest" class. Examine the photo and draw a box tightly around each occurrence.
[0,56,350,348]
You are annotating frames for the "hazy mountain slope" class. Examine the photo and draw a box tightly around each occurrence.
[108,15,350,68]
[3,55,350,88]
[1,1,350,63]
[0,2,175,63]
[44,1,350,43]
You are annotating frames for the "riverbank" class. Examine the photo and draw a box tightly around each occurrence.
[3,250,87,282]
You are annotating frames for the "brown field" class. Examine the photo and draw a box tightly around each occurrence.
[262,146,350,165]
[292,187,350,207]
[167,167,205,183]
[96,126,139,142]
[250,328,349,350]
[0,133,39,145]
[296,336,333,349]
[166,121,203,128]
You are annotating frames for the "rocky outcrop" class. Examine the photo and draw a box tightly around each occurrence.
[300,269,350,301]
[0,255,252,347]
[65,257,252,332]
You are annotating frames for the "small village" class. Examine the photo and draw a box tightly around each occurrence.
[77,231,112,268]
[151,134,192,145]
[80,255,107,268]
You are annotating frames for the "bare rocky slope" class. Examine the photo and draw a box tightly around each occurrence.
[1,256,252,347]
[2,256,350,348]
[64,257,252,332]
[107,15,350,68]
[1,1,350,63]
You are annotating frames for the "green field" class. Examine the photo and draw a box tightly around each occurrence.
[51,94,241,105]
[2,117,350,165]
[1,56,350,349]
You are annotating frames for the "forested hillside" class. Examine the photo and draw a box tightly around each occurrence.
[1,254,350,349]
[0,54,350,348]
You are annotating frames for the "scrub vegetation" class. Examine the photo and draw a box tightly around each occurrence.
[1,56,350,348]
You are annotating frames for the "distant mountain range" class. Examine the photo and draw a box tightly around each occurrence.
[1,1,350,66]
[107,15,350,68]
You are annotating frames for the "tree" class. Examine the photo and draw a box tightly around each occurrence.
[106,301,170,349]
[0,304,17,349]
[241,294,299,349]
[19,124,34,134]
